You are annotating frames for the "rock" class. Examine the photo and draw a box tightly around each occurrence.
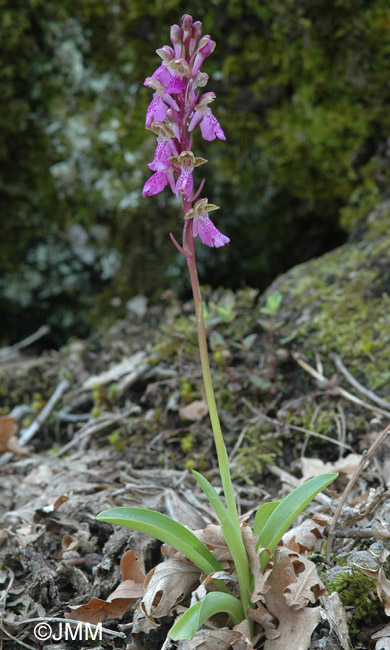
[261,200,390,397]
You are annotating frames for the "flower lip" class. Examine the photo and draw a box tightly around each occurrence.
[192,213,230,248]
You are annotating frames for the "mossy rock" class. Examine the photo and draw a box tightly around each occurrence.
[263,200,390,395]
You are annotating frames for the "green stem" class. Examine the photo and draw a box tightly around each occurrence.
[181,217,253,628]
[182,218,240,528]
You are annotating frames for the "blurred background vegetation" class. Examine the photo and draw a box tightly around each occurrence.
[1,0,389,346]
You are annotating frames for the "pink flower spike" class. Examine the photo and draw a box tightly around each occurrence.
[142,171,168,197]
[199,108,226,141]
[193,215,230,247]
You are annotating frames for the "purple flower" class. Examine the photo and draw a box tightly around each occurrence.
[168,151,207,199]
[144,78,180,127]
[148,137,173,172]
[191,36,215,76]
[152,64,172,87]
[142,170,176,197]
[188,93,225,141]
[152,63,186,94]
[184,198,229,248]
[198,108,225,141]
[193,215,230,247]
[146,94,169,126]
[176,169,194,198]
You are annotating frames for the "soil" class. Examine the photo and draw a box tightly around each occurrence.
[1,285,390,650]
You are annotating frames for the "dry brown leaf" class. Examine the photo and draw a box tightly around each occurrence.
[231,619,255,650]
[375,639,390,650]
[373,623,390,650]
[194,524,233,564]
[263,549,321,650]
[355,549,390,615]
[66,550,145,624]
[177,628,242,649]
[283,554,326,608]
[320,592,351,650]
[301,453,362,480]
[247,601,278,639]
[141,558,201,622]
[179,399,208,421]
[282,517,327,553]
[0,416,30,456]
[241,523,271,604]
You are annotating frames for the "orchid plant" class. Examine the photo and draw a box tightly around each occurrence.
[97,15,337,642]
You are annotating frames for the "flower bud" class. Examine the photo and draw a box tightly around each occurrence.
[192,21,202,40]
[181,14,193,41]
[192,37,216,75]
[194,72,209,88]
[198,36,215,55]
[170,24,183,59]
[156,46,174,63]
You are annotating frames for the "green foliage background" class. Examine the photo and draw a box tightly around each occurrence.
[1,0,389,343]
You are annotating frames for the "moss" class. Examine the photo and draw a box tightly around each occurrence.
[326,567,384,634]
[266,202,390,396]
[232,423,283,484]
[0,359,55,411]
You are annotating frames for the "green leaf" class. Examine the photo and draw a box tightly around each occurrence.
[249,374,272,390]
[242,333,257,349]
[209,330,226,350]
[96,507,221,575]
[253,500,281,537]
[192,471,252,614]
[254,473,338,569]
[192,470,230,525]
[168,592,244,640]
[260,291,283,316]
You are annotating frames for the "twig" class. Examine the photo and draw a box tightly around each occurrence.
[241,397,354,452]
[0,569,14,607]
[0,325,50,361]
[0,627,38,650]
[333,526,373,539]
[53,406,136,457]
[13,617,126,639]
[331,353,390,410]
[326,423,390,562]
[0,379,69,466]
[292,351,390,419]
[229,423,251,462]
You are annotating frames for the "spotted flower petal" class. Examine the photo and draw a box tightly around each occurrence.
[148,138,172,172]
[142,171,169,197]
[146,94,169,126]
[176,169,193,198]
[199,108,226,141]
[193,215,230,247]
